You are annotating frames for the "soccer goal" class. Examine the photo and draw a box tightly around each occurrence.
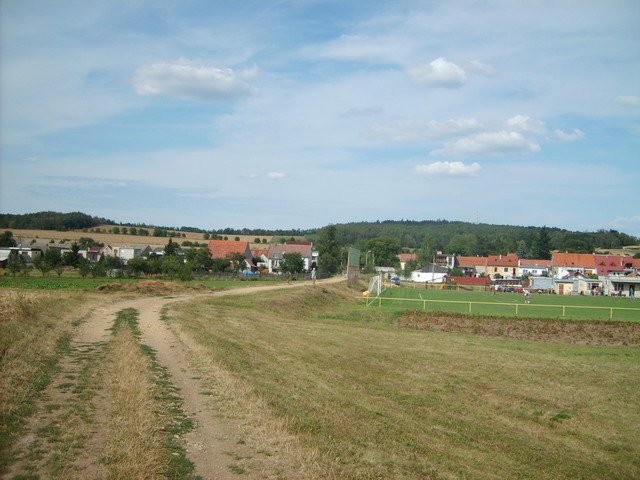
[368,274,383,297]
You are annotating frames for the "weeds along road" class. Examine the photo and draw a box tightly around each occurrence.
[7,276,345,480]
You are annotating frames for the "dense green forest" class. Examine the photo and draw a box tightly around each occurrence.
[322,220,638,258]
[1,212,637,257]
[0,211,114,231]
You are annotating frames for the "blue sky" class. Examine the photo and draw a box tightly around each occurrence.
[1,1,639,236]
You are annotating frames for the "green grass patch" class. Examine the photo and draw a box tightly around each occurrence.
[168,285,640,479]
[369,287,640,321]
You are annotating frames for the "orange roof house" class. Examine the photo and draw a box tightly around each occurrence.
[208,240,252,261]
[398,253,417,270]
[551,252,597,276]
[486,254,519,278]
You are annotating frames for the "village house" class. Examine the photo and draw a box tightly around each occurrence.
[451,255,488,277]
[112,246,142,264]
[602,273,640,298]
[554,271,601,296]
[486,254,519,279]
[251,248,270,270]
[551,253,597,277]
[518,259,551,277]
[266,243,315,273]
[208,239,254,269]
[398,253,416,271]
[0,246,43,267]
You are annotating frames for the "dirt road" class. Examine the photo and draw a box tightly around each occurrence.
[7,277,344,479]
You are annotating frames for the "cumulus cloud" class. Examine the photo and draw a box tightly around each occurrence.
[365,118,482,142]
[434,131,541,156]
[406,57,467,87]
[466,60,496,77]
[414,161,481,177]
[615,95,640,107]
[267,172,285,180]
[132,59,257,101]
[506,115,546,134]
[555,128,585,141]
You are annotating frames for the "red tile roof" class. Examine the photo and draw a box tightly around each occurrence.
[208,240,251,259]
[486,254,519,267]
[593,254,637,275]
[456,256,488,267]
[251,249,269,258]
[552,253,596,268]
[398,253,416,263]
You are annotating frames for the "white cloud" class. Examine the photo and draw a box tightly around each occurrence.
[434,131,541,156]
[406,57,467,88]
[365,118,483,142]
[306,33,413,64]
[555,128,586,141]
[615,95,640,108]
[267,172,285,180]
[506,115,546,134]
[467,60,496,77]
[132,59,257,101]
[414,161,481,177]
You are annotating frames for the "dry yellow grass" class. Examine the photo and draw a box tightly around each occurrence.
[0,293,85,424]
[0,290,95,476]
[103,319,167,479]
[1,227,275,248]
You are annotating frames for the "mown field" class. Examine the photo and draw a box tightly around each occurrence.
[166,284,640,479]
[2,282,639,478]
[369,286,640,321]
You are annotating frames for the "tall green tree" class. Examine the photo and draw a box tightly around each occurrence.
[367,237,400,267]
[33,254,51,276]
[317,226,341,275]
[164,238,179,256]
[62,242,81,267]
[416,235,437,268]
[531,226,552,260]
[280,252,305,274]
[7,250,25,277]
[0,231,17,247]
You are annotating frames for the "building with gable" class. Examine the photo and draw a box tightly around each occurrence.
[486,254,519,279]
[266,243,316,273]
[208,240,253,269]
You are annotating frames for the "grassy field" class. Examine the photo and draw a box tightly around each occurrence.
[0,273,281,291]
[368,286,640,321]
[165,284,640,479]
[3,282,638,478]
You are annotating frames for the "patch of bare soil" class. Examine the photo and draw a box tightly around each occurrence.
[397,312,640,346]
[97,280,211,294]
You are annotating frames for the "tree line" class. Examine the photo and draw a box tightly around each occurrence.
[3,212,637,260]
[0,211,114,231]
